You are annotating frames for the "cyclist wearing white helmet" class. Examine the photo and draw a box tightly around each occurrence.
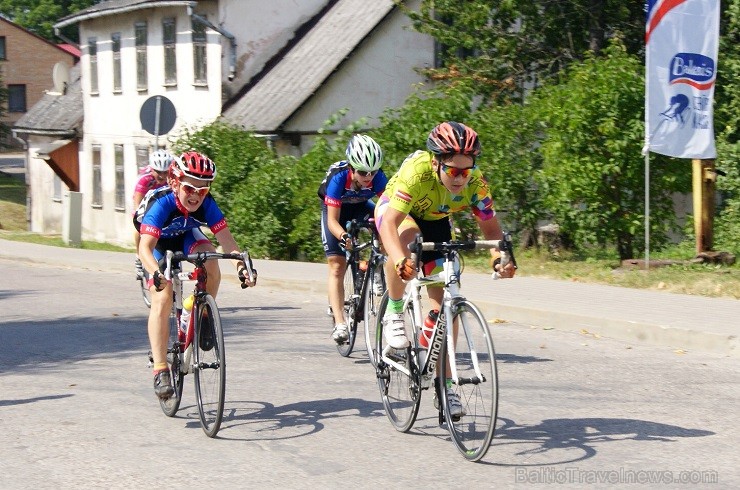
[132,149,177,278]
[317,134,388,344]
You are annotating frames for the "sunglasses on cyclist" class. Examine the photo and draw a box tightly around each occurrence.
[180,182,210,197]
[439,162,476,179]
[354,169,378,177]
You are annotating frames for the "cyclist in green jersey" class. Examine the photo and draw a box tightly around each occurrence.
[375,121,516,347]
[374,121,516,417]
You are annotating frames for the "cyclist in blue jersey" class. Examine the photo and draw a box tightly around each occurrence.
[134,151,256,399]
[318,134,388,344]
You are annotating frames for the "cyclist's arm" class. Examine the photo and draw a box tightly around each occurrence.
[477,215,515,278]
[132,191,146,209]
[138,232,161,278]
[326,204,347,241]
[378,205,410,267]
[213,226,256,286]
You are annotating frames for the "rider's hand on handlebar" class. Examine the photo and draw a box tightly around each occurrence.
[238,265,257,288]
[338,233,353,252]
[395,256,415,281]
[491,253,516,279]
[150,270,168,291]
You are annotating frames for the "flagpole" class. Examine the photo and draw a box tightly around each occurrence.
[644,151,650,270]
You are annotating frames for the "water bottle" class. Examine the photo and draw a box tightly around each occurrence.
[420,309,439,348]
[179,294,194,336]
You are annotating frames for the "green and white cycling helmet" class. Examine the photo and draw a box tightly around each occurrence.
[346,134,383,172]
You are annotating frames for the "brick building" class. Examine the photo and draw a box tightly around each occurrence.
[0,16,79,147]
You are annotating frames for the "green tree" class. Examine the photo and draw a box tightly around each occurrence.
[402,0,645,103]
[532,40,688,260]
[0,0,99,42]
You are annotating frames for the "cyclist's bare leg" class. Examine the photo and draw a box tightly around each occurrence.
[148,282,174,366]
[384,224,420,300]
[327,255,348,326]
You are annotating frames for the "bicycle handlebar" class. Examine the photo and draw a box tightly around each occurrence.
[164,250,256,285]
[407,233,518,278]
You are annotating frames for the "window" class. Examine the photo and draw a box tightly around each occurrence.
[88,37,99,94]
[115,144,125,210]
[53,175,62,201]
[135,22,148,91]
[7,85,26,112]
[112,33,122,92]
[136,145,149,171]
[163,18,177,85]
[192,19,207,85]
[0,37,6,60]
[92,146,102,207]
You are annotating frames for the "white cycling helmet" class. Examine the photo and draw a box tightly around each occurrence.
[346,134,383,172]
[149,149,175,172]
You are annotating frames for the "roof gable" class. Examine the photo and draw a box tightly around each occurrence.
[221,0,396,132]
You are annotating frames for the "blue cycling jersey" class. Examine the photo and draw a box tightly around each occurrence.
[135,187,228,239]
[318,161,388,207]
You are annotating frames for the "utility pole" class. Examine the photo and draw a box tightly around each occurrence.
[691,158,718,254]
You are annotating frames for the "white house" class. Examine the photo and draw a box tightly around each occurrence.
[13,0,434,246]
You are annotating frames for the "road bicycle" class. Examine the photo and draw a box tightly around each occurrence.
[331,218,387,358]
[135,258,151,308]
[152,249,255,437]
[369,233,516,461]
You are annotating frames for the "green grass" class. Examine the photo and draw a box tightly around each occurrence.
[0,174,27,231]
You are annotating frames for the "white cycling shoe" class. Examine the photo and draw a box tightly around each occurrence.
[332,323,349,343]
[382,313,410,349]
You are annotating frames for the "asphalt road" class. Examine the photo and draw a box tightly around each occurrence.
[0,257,737,488]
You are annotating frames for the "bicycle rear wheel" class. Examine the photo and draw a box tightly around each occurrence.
[193,294,226,437]
[375,293,421,432]
[440,300,498,462]
[139,276,152,308]
[159,303,184,417]
[336,259,359,357]
[363,261,385,367]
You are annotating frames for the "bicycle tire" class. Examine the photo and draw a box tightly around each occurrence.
[375,292,421,432]
[193,294,226,438]
[159,303,184,417]
[336,258,359,357]
[440,300,498,462]
[139,276,152,308]
[363,260,385,367]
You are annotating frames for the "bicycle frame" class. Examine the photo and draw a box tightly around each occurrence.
[379,237,514,387]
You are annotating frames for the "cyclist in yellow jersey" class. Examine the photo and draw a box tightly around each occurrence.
[375,121,514,349]
[375,122,515,415]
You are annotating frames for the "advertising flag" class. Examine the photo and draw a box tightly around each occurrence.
[645,0,720,158]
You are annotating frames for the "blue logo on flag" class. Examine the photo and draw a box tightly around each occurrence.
[669,53,715,89]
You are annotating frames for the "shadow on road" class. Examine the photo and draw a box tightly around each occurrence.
[0,393,74,407]
[484,416,715,467]
[174,397,386,441]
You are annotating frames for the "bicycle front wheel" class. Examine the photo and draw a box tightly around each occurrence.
[375,292,421,432]
[193,294,226,437]
[159,303,184,417]
[336,259,359,357]
[440,300,498,462]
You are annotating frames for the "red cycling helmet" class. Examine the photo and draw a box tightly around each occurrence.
[426,121,481,157]
[171,151,217,181]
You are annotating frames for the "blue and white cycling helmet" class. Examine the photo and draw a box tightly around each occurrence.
[346,134,383,172]
[149,149,175,172]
